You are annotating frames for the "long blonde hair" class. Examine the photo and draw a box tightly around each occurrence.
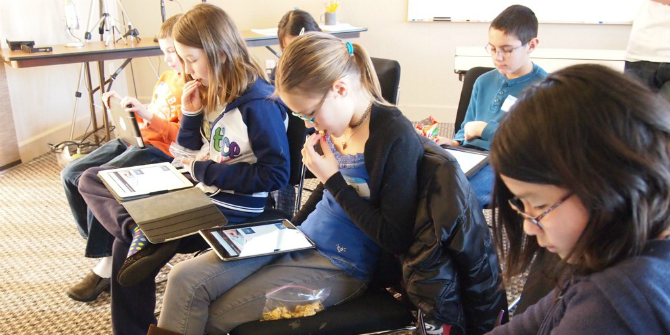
[173,4,268,113]
[275,32,386,104]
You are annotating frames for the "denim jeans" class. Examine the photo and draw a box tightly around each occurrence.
[157,249,368,335]
[61,139,172,257]
[625,61,670,102]
[467,163,494,209]
[79,164,265,335]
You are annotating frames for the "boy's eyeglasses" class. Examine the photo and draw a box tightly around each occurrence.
[485,43,527,58]
[290,91,328,124]
[508,193,573,229]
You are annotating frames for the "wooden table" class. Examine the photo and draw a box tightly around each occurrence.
[2,38,162,143]
[1,27,367,143]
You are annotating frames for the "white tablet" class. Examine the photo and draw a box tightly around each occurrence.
[199,220,315,261]
[98,162,193,201]
[443,146,489,177]
[108,96,145,148]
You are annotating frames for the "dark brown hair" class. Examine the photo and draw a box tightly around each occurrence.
[490,5,538,44]
[491,64,670,284]
[277,9,321,49]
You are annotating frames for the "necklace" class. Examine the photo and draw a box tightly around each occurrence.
[340,102,372,150]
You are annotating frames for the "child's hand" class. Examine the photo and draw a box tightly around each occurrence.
[436,136,460,147]
[179,157,194,175]
[121,97,152,122]
[302,133,339,184]
[182,79,202,112]
[463,121,488,141]
[102,91,122,109]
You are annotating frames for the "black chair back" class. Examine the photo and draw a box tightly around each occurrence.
[285,113,308,186]
[454,67,494,133]
[371,57,401,104]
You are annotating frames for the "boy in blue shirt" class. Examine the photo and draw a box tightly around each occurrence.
[437,4,547,208]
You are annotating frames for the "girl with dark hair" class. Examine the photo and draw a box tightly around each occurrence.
[488,64,670,334]
[277,9,321,50]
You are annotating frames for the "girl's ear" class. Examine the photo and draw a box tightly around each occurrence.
[331,79,348,99]
[220,53,227,63]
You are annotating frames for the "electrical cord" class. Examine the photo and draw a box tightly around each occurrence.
[48,140,98,154]
[67,27,83,44]
[49,122,117,155]
[172,0,184,13]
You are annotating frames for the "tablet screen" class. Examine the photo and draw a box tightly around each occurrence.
[443,147,489,177]
[200,220,315,261]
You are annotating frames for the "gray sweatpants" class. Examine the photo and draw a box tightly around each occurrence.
[158,248,368,334]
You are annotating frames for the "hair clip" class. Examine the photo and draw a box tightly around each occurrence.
[299,27,305,36]
[345,42,354,55]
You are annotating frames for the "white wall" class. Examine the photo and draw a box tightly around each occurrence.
[2,0,632,162]
[1,0,128,163]
[122,0,632,122]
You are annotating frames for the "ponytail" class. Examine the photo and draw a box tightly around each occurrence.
[351,43,385,104]
[275,32,389,105]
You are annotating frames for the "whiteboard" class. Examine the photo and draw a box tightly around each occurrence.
[407,0,644,24]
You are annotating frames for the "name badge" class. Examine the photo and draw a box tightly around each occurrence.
[501,95,518,112]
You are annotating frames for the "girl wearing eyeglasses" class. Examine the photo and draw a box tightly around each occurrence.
[487,64,670,334]
[151,32,424,335]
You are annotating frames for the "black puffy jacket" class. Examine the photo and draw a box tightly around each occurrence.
[401,138,508,335]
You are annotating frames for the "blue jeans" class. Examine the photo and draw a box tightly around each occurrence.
[61,139,172,257]
[625,60,670,102]
[467,163,494,209]
[79,164,259,335]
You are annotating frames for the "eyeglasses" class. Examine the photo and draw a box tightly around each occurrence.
[291,91,328,123]
[291,112,315,123]
[484,43,527,58]
[508,193,574,229]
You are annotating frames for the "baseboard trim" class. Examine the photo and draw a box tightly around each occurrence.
[17,112,102,163]
[0,160,22,171]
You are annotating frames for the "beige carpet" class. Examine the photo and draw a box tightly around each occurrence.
[0,153,115,334]
[0,123,524,334]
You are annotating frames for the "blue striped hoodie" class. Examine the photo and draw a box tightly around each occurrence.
[178,79,290,220]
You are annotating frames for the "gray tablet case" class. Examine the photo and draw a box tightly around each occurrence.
[122,187,228,243]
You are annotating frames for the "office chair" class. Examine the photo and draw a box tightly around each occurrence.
[511,249,560,316]
[371,57,402,104]
[241,113,309,221]
[454,67,494,134]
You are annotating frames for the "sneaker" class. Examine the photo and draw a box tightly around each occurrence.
[424,322,444,335]
[117,240,179,287]
[66,271,110,302]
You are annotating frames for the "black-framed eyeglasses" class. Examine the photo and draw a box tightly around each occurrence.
[508,193,573,229]
[484,43,527,58]
[291,91,328,123]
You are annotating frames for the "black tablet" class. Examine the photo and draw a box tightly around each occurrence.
[199,220,315,261]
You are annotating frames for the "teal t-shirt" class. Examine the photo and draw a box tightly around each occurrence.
[454,63,548,150]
